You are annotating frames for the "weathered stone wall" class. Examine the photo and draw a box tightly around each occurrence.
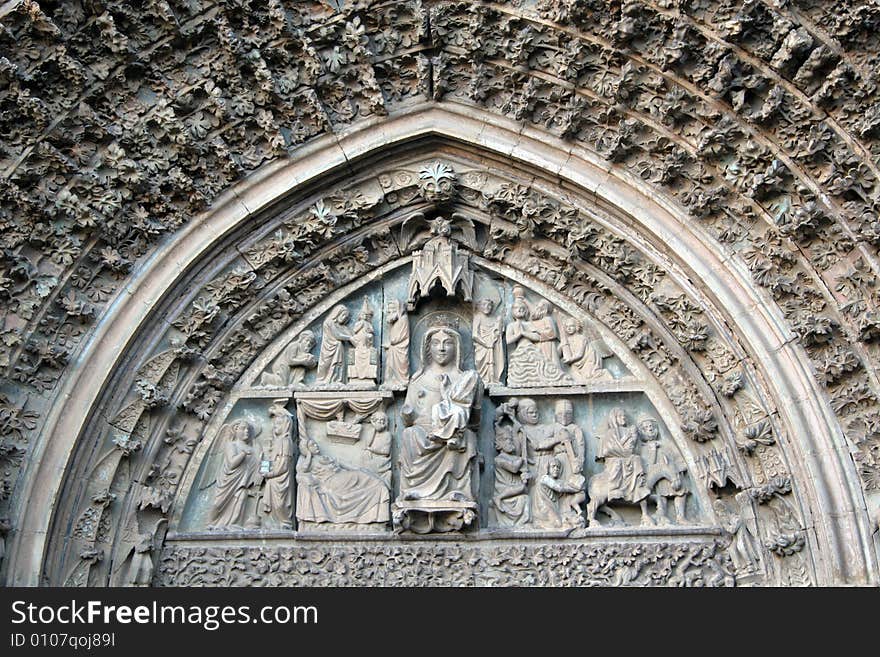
[1,0,879,585]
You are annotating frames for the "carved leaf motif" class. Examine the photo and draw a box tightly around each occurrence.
[7,0,878,586]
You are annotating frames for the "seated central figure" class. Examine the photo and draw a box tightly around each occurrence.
[394,318,481,532]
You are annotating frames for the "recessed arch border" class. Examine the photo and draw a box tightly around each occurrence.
[5,101,875,586]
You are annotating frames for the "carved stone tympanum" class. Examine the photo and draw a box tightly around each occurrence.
[102,175,717,583]
[8,0,880,589]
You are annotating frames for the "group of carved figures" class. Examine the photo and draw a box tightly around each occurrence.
[491,400,689,530]
[503,286,611,387]
[260,298,409,388]
[208,320,690,533]
[207,400,295,530]
[260,286,612,390]
[215,229,687,533]
[207,398,394,531]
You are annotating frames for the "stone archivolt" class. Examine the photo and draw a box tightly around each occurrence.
[0,0,878,586]
[33,152,808,587]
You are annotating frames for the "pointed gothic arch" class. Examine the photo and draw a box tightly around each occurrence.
[2,103,874,585]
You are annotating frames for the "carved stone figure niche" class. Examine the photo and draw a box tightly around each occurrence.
[182,399,296,532]
[295,391,393,531]
[178,209,704,538]
[488,394,695,532]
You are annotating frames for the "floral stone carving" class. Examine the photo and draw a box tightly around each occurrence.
[4,0,880,587]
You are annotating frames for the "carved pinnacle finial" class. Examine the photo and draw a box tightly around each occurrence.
[359,296,373,319]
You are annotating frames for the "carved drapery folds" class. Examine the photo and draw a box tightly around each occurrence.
[23,147,830,587]
[99,156,798,591]
[294,392,391,530]
[7,0,880,586]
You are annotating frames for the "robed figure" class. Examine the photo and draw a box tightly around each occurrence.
[382,300,410,387]
[596,408,649,502]
[260,401,294,529]
[207,419,261,529]
[587,407,652,525]
[490,424,530,527]
[316,305,353,384]
[394,321,481,532]
[295,437,390,527]
[472,298,503,385]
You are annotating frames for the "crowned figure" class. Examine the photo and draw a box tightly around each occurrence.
[393,314,482,533]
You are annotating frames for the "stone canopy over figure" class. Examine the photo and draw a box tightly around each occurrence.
[406,216,474,311]
[393,317,482,533]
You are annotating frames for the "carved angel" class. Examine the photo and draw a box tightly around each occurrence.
[398,212,478,253]
[207,419,262,530]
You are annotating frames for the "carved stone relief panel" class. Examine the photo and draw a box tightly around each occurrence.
[155,536,738,587]
[181,402,275,533]
[155,538,734,587]
[489,393,698,532]
[34,150,833,587]
[295,391,393,531]
[176,220,710,542]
